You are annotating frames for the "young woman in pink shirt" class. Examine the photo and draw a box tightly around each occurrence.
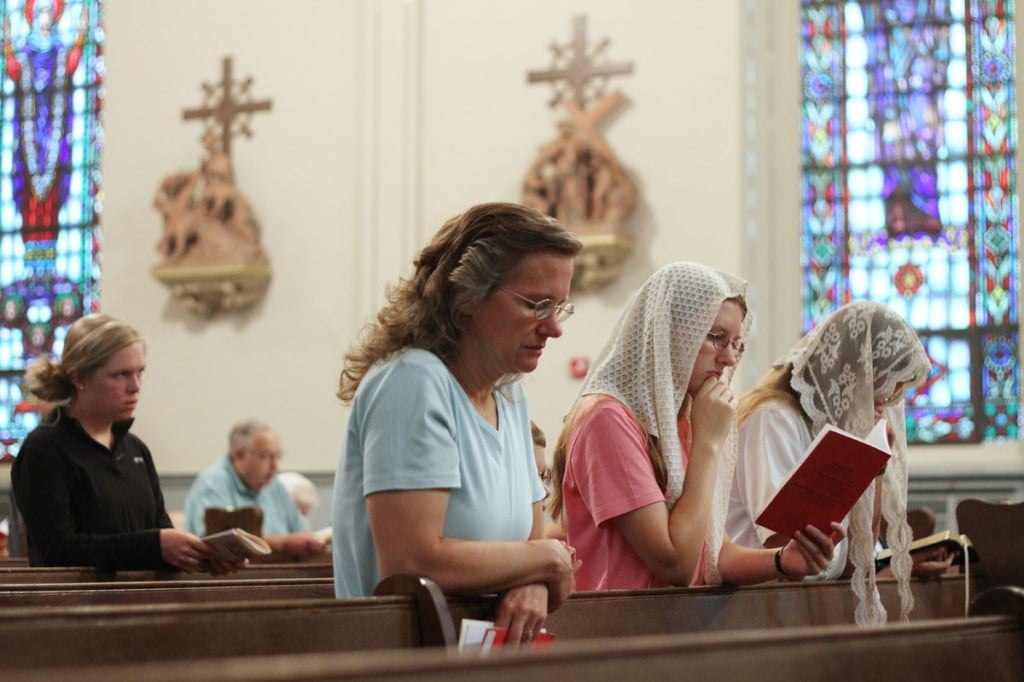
[549,262,841,590]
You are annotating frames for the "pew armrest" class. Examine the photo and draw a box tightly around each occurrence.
[373,574,457,648]
[969,585,1024,624]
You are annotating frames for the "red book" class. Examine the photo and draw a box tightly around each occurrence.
[458,618,555,654]
[755,420,890,538]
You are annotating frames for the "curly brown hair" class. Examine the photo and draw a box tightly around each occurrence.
[337,202,581,402]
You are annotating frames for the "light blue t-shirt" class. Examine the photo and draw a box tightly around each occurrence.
[183,456,307,536]
[332,348,544,598]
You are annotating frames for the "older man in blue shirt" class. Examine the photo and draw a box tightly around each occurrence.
[184,420,324,560]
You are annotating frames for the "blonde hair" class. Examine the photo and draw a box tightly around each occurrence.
[736,365,803,428]
[23,314,144,403]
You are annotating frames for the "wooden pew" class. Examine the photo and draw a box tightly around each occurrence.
[0,561,332,583]
[6,588,1022,681]
[0,576,455,670]
[0,576,336,606]
[444,574,977,636]
[0,574,975,669]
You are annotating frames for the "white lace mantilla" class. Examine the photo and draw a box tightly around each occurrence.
[776,301,931,625]
[574,261,750,585]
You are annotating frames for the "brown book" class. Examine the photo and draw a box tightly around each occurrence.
[201,527,272,562]
[875,530,978,569]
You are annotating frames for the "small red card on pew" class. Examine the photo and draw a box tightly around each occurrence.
[458,618,555,655]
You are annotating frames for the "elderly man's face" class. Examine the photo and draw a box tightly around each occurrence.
[232,430,281,492]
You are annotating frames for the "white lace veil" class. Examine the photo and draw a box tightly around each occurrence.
[775,301,931,624]
[573,261,750,585]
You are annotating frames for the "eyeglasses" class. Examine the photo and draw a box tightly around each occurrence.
[706,330,745,357]
[501,289,575,323]
[253,450,283,463]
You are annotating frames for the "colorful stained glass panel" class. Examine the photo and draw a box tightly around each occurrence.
[0,0,103,458]
[800,0,1020,443]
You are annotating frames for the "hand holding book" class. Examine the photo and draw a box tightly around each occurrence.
[875,530,977,576]
[756,420,891,539]
[199,527,271,570]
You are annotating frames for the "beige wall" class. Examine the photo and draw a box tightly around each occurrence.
[99,0,1022,477]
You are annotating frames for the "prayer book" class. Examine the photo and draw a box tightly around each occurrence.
[201,527,272,562]
[457,618,554,655]
[755,420,891,538]
[874,530,978,569]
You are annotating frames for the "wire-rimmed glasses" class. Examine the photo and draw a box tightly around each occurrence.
[501,289,575,323]
[706,330,745,357]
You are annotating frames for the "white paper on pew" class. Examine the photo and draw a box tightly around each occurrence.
[458,618,494,652]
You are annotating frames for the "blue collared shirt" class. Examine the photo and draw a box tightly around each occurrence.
[183,456,307,536]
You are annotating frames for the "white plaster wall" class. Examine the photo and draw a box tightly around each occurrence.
[98,0,1021,482]
[418,0,745,455]
[100,0,744,474]
[103,0,360,473]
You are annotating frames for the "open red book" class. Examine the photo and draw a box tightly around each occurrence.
[755,420,890,538]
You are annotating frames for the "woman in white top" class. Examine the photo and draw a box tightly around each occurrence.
[727,301,947,625]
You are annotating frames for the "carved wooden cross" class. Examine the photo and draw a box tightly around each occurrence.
[527,15,633,108]
[183,56,272,156]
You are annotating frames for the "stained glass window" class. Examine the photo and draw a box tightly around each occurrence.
[800,0,1020,444]
[0,0,102,459]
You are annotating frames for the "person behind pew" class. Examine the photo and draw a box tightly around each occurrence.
[278,470,320,519]
[10,314,241,573]
[549,262,842,591]
[531,420,566,540]
[726,300,950,625]
[332,202,582,644]
[183,420,325,560]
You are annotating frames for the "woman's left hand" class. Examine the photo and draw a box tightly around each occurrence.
[877,545,956,579]
[159,528,245,574]
[781,522,845,577]
[494,583,549,649]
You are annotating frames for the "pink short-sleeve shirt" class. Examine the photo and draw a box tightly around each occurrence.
[563,400,705,590]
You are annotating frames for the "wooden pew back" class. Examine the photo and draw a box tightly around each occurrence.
[0,563,332,583]
[0,576,456,669]
[446,574,975,637]
[7,614,1022,681]
[0,577,336,606]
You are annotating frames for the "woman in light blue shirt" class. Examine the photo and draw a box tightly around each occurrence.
[333,203,581,645]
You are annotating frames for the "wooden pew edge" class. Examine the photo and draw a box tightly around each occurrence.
[968,584,1024,622]
[0,576,333,591]
[0,562,333,583]
[5,615,1019,682]
[0,595,400,621]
